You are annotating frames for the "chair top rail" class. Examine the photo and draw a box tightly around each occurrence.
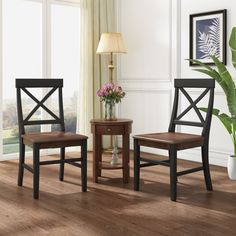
[16,79,63,88]
[175,79,215,88]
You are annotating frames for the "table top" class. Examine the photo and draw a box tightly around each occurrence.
[90,118,133,125]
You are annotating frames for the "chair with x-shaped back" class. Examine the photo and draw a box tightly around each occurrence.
[133,79,215,201]
[16,79,87,199]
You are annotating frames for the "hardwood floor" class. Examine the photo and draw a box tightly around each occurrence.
[0,152,236,236]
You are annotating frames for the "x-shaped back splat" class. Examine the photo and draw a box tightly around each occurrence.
[21,87,62,126]
[174,87,210,127]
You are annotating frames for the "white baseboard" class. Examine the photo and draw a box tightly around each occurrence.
[178,148,228,167]
[3,139,228,169]
[118,137,228,167]
[0,146,81,162]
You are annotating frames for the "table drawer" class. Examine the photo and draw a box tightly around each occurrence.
[96,125,124,135]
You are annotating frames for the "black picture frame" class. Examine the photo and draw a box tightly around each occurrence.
[189,9,227,66]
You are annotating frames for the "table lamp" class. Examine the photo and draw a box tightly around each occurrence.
[96,32,127,83]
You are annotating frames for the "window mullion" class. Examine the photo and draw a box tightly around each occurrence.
[42,0,51,134]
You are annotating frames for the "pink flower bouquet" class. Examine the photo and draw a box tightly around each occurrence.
[97,82,125,104]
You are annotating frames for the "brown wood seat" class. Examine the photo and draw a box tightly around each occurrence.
[133,132,204,149]
[16,79,88,199]
[134,79,215,201]
[22,132,87,149]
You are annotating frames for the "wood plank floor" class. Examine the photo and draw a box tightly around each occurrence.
[0,152,236,236]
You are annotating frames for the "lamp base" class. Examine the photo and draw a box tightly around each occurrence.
[110,146,120,165]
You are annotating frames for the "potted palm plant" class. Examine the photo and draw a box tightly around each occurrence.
[189,27,236,180]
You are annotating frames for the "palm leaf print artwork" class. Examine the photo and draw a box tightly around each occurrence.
[196,18,221,60]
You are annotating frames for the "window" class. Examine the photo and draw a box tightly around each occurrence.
[51,2,80,133]
[1,0,80,156]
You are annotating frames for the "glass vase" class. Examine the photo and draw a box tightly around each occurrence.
[104,102,116,121]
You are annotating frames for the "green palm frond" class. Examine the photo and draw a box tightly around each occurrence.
[211,55,236,117]
[229,27,236,69]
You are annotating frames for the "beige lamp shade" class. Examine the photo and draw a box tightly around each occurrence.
[96,32,127,54]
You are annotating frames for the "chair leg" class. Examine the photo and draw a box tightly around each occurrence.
[59,147,65,181]
[134,139,140,191]
[201,145,212,191]
[169,145,177,201]
[33,145,40,199]
[81,140,87,192]
[18,140,25,186]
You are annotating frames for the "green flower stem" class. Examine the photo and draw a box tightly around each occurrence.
[109,103,112,118]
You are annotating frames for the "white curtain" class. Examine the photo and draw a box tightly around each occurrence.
[77,0,116,150]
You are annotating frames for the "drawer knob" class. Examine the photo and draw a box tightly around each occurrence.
[107,128,111,132]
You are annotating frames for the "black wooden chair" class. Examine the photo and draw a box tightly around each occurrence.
[133,79,215,201]
[16,79,88,199]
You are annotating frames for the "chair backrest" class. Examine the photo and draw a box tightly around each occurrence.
[168,79,215,139]
[16,79,65,135]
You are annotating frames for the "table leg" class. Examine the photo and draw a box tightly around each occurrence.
[93,134,102,183]
[98,136,102,177]
[122,133,130,183]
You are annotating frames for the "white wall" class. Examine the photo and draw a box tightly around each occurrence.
[117,0,236,167]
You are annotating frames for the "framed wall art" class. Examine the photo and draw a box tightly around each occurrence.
[189,9,227,66]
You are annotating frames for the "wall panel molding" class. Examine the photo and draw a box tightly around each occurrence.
[118,89,172,119]
[117,0,173,82]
